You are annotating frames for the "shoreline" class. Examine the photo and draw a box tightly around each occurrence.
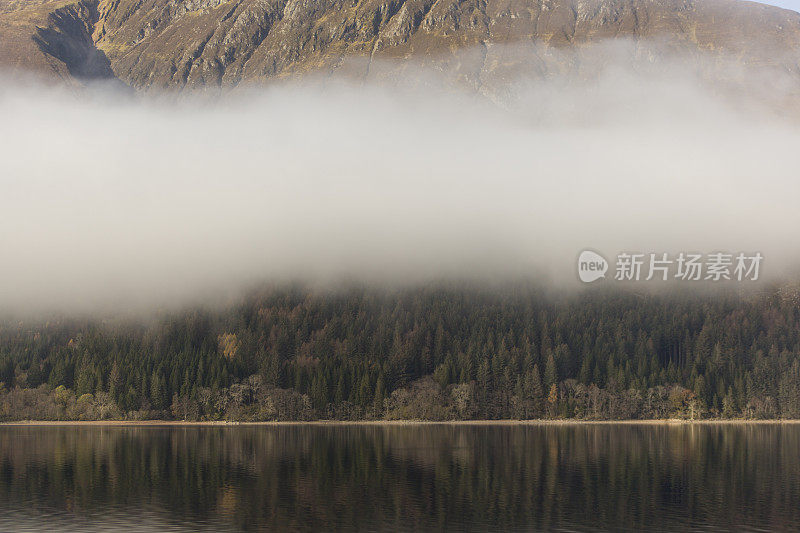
[2,419,800,427]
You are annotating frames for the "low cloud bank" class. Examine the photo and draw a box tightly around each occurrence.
[1,42,800,314]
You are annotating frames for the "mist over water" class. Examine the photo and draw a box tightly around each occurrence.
[1,41,800,314]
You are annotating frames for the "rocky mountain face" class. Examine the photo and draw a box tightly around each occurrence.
[1,0,800,91]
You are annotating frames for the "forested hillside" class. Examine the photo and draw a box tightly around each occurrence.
[2,283,800,421]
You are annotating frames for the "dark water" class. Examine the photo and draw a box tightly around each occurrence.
[0,423,798,532]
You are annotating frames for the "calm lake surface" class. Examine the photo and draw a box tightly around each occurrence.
[0,423,798,531]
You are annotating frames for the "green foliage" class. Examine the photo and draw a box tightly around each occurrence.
[1,284,799,420]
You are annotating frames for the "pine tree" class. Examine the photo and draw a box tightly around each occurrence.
[545,353,558,388]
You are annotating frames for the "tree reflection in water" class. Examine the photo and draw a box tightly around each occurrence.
[0,423,798,531]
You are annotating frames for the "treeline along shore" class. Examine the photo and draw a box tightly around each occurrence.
[1,283,800,422]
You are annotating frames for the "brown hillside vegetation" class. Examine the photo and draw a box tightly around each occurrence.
[1,0,799,93]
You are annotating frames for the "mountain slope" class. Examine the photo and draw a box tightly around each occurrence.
[2,0,800,91]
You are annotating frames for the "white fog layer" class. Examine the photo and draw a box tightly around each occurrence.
[1,42,799,313]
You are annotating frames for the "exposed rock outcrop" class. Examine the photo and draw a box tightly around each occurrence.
[1,0,800,92]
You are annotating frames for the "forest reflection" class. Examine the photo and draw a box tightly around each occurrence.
[0,424,798,531]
